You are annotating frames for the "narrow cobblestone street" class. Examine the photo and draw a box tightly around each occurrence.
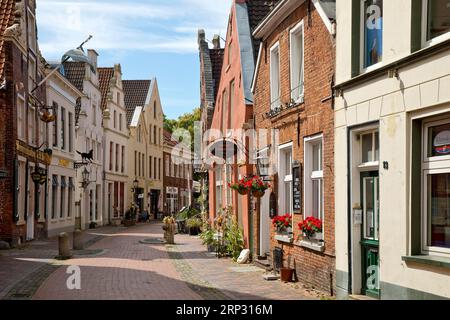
[0,223,319,300]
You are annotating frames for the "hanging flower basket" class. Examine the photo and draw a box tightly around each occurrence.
[252,190,265,198]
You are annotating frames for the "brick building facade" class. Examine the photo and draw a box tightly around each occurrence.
[251,0,336,294]
[0,0,48,245]
[163,130,193,216]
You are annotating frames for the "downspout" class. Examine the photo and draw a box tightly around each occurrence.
[346,127,353,295]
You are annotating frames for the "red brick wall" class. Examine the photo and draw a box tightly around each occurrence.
[252,4,336,294]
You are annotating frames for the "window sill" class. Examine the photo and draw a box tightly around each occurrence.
[402,255,450,270]
[274,234,294,244]
[296,240,325,253]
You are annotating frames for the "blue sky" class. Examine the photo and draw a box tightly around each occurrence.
[36,0,231,119]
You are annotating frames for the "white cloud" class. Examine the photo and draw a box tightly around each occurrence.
[37,0,231,58]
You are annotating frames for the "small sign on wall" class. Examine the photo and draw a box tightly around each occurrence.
[292,163,302,214]
[354,209,362,225]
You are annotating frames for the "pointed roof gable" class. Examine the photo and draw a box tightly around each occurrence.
[123,80,152,126]
[98,67,114,110]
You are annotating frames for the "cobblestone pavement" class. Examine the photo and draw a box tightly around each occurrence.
[0,225,126,299]
[2,223,319,300]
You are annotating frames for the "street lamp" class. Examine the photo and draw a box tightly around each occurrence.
[81,167,94,189]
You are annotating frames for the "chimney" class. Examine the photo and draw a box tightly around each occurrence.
[87,49,98,69]
[198,29,206,46]
[212,35,221,49]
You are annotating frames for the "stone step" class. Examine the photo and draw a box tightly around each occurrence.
[253,258,272,271]
[349,294,379,301]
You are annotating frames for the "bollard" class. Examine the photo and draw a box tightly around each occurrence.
[57,232,72,260]
[73,229,84,251]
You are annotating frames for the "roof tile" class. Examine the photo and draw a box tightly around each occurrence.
[123,80,151,125]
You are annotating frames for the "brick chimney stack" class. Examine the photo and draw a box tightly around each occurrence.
[212,35,221,49]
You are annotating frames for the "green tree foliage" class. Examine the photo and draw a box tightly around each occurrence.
[164,108,201,150]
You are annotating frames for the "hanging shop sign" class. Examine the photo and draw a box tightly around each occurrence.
[292,162,302,213]
[16,140,52,165]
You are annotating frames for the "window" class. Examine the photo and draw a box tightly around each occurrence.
[305,136,324,223]
[159,128,161,146]
[360,130,379,164]
[109,142,114,171]
[226,165,232,206]
[142,153,145,177]
[138,152,141,177]
[134,151,137,176]
[60,176,66,218]
[119,114,123,131]
[17,161,26,221]
[222,89,228,131]
[27,11,37,52]
[270,43,281,110]
[154,101,157,119]
[115,144,119,172]
[52,175,58,220]
[229,80,235,128]
[361,0,383,69]
[154,157,157,180]
[165,156,169,177]
[422,117,450,254]
[279,143,293,215]
[150,156,153,178]
[154,126,157,144]
[215,166,223,212]
[68,112,73,152]
[28,57,36,93]
[422,0,450,45]
[17,95,26,140]
[28,106,35,146]
[52,102,58,147]
[290,21,304,102]
[149,125,152,143]
[93,103,97,126]
[60,107,66,150]
[159,158,161,180]
[114,110,117,128]
[68,178,73,217]
[121,146,125,173]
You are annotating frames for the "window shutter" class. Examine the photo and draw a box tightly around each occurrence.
[411,0,423,53]
[351,0,361,77]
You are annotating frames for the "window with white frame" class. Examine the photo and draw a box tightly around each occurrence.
[422,117,450,254]
[270,43,281,110]
[278,143,293,215]
[226,165,232,206]
[28,57,36,93]
[290,21,304,103]
[216,166,223,212]
[305,135,324,222]
[27,10,37,52]
[422,0,450,45]
[360,130,379,165]
[361,0,383,69]
[17,95,26,141]
[28,106,35,146]
[60,176,66,218]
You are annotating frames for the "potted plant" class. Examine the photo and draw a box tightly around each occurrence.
[272,214,293,234]
[250,176,270,198]
[124,205,137,227]
[186,218,202,236]
[298,216,323,240]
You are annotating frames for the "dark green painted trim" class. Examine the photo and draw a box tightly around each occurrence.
[351,0,361,77]
[411,119,422,254]
[402,255,450,270]
[380,281,448,300]
[411,0,423,53]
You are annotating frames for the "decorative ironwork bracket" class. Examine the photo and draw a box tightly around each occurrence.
[74,162,89,170]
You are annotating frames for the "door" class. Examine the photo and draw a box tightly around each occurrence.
[26,176,35,241]
[360,172,380,298]
[260,191,271,256]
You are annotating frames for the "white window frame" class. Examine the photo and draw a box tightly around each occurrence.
[421,116,450,255]
[270,42,281,110]
[358,129,380,169]
[17,94,26,141]
[278,142,293,215]
[290,20,305,104]
[421,0,450,48]
[304,135,324,230]
[360,0,384,73]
